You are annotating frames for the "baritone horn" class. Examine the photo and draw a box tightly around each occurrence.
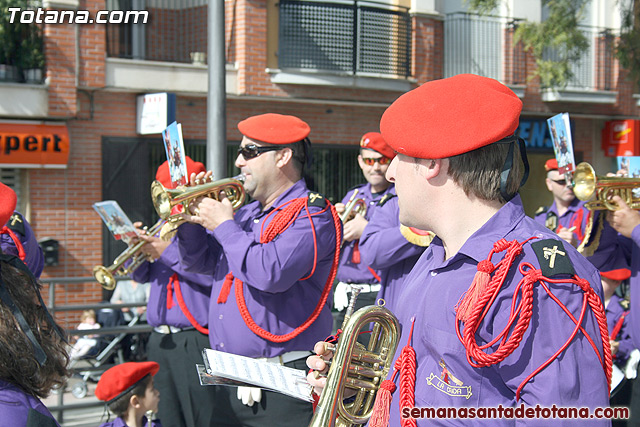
[309,290,400,427]
[573,162,640,210]
[340,189,367,223]
[93,220,164,291]
[151,174,246,224]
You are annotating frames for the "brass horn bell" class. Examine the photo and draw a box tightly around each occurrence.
[573,162,640,210]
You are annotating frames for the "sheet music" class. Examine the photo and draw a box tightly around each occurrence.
[199,349,313,402]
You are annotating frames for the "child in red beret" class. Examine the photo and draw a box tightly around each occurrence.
[95,361,161,427]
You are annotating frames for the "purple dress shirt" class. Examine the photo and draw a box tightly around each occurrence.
[177,180,338,357]
[336,183,395,284]
[1,212,44,277]
[624,226,640,350]
[131,237,212,329]
[606,293,632,365]
[359,194,425,313]
[0,379,59,426]
[99,415,161,427]
[389,195,609,426]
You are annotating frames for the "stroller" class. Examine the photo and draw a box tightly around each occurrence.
[68,306,149,398]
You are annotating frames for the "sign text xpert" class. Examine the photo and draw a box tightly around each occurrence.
[1,134,64,154]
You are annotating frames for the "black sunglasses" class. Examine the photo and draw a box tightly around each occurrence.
[237,144,283,160]
[551,178,567,186]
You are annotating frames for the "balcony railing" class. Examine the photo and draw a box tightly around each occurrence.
[106,0,208,64]
[278,0,412,78]
[444,12,616,92]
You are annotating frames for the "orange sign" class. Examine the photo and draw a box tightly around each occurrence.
[602,120,640,157]
[0,123,70,167]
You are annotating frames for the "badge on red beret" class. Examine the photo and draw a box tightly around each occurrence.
[360,132,395,160]
[238,113,310,145]
[95,361,159,402]
[0,182,17,227]
[544,158,558,172]
[380,74,522,159]
[156,156,206,189]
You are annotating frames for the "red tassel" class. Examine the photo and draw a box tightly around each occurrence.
[166,273,177,309]
[455,259,494,323]
[217,273,234,304]
[351,241,361,264]
[369,380,397,427]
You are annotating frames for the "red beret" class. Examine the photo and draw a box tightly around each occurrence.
[238,113,310,145]
[544,158,558,172]
[156,156,206,189]
[95,361,159,402]
[380,74,522,159]
[0,183,17,227]
[600,268,631,281]
[360,132,395,160]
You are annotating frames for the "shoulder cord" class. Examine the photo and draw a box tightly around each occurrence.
[454,238,611,401]
[168,273,209,335]
[218,197,342,343]
[0,226,25,261]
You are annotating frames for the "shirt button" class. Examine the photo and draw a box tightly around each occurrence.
[220,342,224,348]
[219,315,223,320]
[254,219,260,223]
[430,271,437,277]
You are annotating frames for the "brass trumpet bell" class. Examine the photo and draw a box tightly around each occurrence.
[573,162,640,210]
[309,299,400,427]
[340,189,367,223]
[93,220,164,290]
[151,175,246,222]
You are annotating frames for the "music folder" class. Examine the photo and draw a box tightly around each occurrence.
[197,348,314,402]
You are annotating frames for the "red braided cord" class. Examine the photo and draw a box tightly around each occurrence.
[398,346,417,427]
[235,198,343,342]
[456,237,612,401]
[172,273,209,335]
[1,226,26,261]
[611,311,628,341]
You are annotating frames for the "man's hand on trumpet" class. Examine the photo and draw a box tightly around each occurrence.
[180,171,234,232]
[607,195,640,238]
[133,221,170,261]
[306,341,333,396]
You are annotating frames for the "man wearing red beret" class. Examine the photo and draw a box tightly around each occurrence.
[333,132,396,328]
[534,158,622,274]
[176,113,341,426]
[129,156,218,427]
[534,158,585,246]
[308,74,611,425]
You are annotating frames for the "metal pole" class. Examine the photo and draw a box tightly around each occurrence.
[207,0,227,177]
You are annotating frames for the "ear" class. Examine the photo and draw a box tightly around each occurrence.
[276,147,293,168]
[545,177,553,192]
[357,154,365,169]
[423,158,443,180]
[130,394,141,409]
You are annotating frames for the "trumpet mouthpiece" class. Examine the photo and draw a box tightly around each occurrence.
[233,173,246,183]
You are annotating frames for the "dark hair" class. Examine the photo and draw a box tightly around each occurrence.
[107,374,151,418]
[0,261,69,398]
[283,138,311,177]
[447,141,523,203]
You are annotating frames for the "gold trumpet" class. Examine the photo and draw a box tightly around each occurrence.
[151,174,246,224]
[309,290,400,427]
[340,189,367,223]
[93,220,164,291]
[573,162,640,210]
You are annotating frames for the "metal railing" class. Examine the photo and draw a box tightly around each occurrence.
[42,276,153,425]
[444,12,616,91]
[278,0,412,77]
